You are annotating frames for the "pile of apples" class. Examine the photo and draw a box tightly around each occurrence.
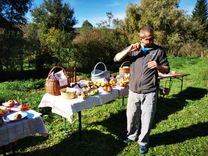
[102,84,113,92]
[119,74,129,87]
[109,79,117,86]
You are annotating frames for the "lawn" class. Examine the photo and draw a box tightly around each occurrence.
[0,56,208,156]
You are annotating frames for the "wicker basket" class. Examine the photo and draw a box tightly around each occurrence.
[45,66,70,96]
[119,61,130,74]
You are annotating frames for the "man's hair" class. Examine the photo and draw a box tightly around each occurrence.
[140,25,154,35]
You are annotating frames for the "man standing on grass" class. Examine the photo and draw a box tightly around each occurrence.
[114,25,170,154]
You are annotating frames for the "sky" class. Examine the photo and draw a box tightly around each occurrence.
[26,0,197,27]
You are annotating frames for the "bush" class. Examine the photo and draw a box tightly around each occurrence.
[177,42,208,57]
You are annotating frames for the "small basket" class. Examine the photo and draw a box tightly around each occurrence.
[45,66,70,96]
[159,87,170,96]
[119,61,130,74]
[60,88,77,99]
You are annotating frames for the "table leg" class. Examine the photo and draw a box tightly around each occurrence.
[12,143,15,155]
[63,117,67,131]
[2,146,6,156]
[181,76,184,92]
[169,78,173,89]
[122,96,124,106]
[78,111,82,139]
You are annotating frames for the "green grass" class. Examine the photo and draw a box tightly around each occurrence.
[0,56,208,156]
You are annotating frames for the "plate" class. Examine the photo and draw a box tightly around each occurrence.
[2,101,19,108]
[3,111,27,122]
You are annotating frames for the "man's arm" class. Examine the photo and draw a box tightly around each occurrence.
[157,65,169,74]
[114,43,140,62]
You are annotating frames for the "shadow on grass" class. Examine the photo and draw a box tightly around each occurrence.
[150,122,208,147]
[1,135,48,156]
[93,109,127,140]
[155,87,207,125]
[91,87,207,146]
[12,130,125,156]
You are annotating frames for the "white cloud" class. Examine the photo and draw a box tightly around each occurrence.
[106,1,121,7]
[113,12,126,20]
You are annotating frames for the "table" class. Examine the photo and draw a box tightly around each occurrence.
[0,110,48,155]
[38,86,128,136]
[158,73,190,92]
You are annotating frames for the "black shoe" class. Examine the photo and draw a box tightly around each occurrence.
[139,145,148,154]
[123,137,133,143]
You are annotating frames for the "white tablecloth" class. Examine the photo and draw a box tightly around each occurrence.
[39,87,128,122]
[0,110,48,146]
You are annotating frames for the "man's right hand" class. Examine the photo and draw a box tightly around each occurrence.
[114,43,140,62]
[128,43,140,53]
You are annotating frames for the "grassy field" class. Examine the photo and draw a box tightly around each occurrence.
[0,56,208,156]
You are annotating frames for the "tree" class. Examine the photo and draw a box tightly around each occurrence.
[32,0,77,34]
[120,0,190,46]
[0,0,31,71]
[81,20,93,29]
[192,0,208,23]
[0,0,31,24]
[106,12,113,27]
[96,12,115,28]
[192,0,208,45]
[121,4,141,42]
[72,28,128,69]
[28,0,77,68]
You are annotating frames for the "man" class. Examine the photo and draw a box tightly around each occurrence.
[114,26,169,154]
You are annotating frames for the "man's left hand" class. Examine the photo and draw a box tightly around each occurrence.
[147,61,158,69]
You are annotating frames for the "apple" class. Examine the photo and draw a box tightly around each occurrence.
[8,100,15,107]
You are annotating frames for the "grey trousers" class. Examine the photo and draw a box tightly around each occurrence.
[126,90,157,146]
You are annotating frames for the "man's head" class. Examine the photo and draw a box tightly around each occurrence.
[139,26,154,47]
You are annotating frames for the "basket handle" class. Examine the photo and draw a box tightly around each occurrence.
[47,66,67,79]
[93,62,107,74]
[120,61,130,68]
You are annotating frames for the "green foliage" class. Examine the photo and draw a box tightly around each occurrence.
[121,4,141,42]
[193,0,208,23]
[0,0,31,24]
[177,42,208,57]
[0,33,26,71]
[32,0,77,33]
[191,0,208,46]
[81,20,93,29]
[117,0,208,57]
[43,27,73,65]
[72,28,128,69]
[23,0,77,68]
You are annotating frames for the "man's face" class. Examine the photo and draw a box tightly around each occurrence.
[139,31,154,47]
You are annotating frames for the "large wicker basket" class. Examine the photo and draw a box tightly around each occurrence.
[45,66,70,96]
[119,61,130,74]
